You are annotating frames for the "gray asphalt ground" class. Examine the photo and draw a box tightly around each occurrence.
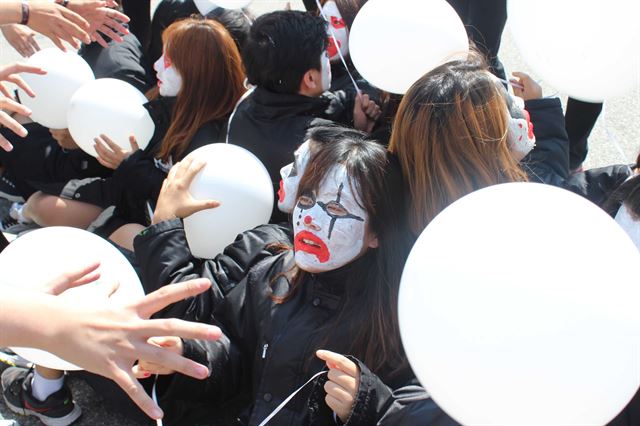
[1,1,639,425]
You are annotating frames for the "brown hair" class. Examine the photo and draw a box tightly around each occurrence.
[389,54,527,235]
[157,18,245,161]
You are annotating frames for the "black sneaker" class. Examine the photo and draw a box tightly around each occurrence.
[1,367,82,426]
[0,175,24,203]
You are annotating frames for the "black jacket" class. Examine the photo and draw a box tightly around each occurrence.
[520,97,570,186]
[46,97,226,233]
[156,251,459,426]
[227,87,353,222]
[134,219,293,321]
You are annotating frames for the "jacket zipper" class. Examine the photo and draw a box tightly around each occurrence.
[262,343,269,359]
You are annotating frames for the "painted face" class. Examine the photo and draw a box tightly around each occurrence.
[322,1,349,62]
[278,140,312,213]
[293,165,368,273]
[154,54,183,97]
[505,95,536,161]
[320,50,332,93]
[492,75,536,161]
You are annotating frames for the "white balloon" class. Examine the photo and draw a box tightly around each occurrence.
[194,0,251,13]
[349,0,468,94]
[508,0,640,102]
[0,227,144,371]
[67,78,155,157]
[183,144,273,259]
[399,182,640,426]
[17,48,95,129]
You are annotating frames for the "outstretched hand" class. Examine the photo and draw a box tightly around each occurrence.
[0,62,47,151]
[66,0,130,48]
[47,278,222,420]
[152,157,221,224]
[94,134,139,169]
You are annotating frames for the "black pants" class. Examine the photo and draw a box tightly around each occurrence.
[565,98,603,170]
[122,0,152,50]
[446,0,507,80]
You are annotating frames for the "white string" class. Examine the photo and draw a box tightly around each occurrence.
[152,375,163,426]
[257,370,327,426]
[601,103,633,175]
[315,0,360,94]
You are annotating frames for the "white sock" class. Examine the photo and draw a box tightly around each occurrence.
[31,370,64,402]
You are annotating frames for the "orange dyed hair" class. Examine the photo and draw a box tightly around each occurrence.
[158,18,245,161]
[389,54,527,235]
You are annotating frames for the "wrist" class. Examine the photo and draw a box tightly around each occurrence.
[19,0,29,25]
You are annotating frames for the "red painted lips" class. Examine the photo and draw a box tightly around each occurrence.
[294,230,329,263]
[278,180,285,203]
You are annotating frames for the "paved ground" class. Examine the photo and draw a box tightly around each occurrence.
[0,1,639,425]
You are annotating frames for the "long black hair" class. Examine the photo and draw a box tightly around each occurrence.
[272,124,414,377]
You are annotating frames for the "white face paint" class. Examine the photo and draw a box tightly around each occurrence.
[154,54,183,97]
[278,140,312,213]
[322,0,350,63]
[506,98,536,162]
[320,50,332,92]
[293,165,368,273]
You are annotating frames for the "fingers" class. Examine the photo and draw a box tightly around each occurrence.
[182,158,207,186]
[92,30,109,49]
[324,380,353,404]
[0,83,12,98]
[135,279,212,318]
[0,110,29,138]
[0,135,14,152]
[136,344,209,379]
[0,96,32,117]
[327,368,358,393]
[129,135,139,151]
[316,350,359,377]
[100,134,121,152]
[110,368,164,420]
[63,261,102,288]
[6,74,36,98]
[173,157,194,180]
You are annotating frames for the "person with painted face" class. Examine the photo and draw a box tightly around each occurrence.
[17,18,245,251]
[132,137,319,325]
[228,10,382,223]
[388,53,571,235]
[133,125,458,425]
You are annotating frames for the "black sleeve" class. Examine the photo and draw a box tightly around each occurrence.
[113,149,167,204]
[564,164,632,208]
[343,359,460,426]
[133,219,292,321]
[520,98,570,187]
[156,264,265,407]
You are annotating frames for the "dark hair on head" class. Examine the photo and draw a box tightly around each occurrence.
[148,2,252,64]
[273,124,413,378]
[205,8,253,52]
[243,10,328,94]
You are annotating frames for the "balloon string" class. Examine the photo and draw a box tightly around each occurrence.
[225,86,255,144]
[315,0,361,94]
[601,103,633,175]
[152,374,163,426]
[257,370,327,426]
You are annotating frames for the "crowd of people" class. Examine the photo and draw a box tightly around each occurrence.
[0,0,639,425]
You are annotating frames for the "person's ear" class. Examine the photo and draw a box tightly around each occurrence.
[368,234,379,249]
[301,69,319,92]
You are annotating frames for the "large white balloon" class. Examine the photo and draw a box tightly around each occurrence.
[67,78,155,157]
[508,0,640,102]
[399,182,640,425]
[349,0,468,94]
[17,48,95,129]
[183,144,273,259]
[0,227,144,371]
[193,0,251,13]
